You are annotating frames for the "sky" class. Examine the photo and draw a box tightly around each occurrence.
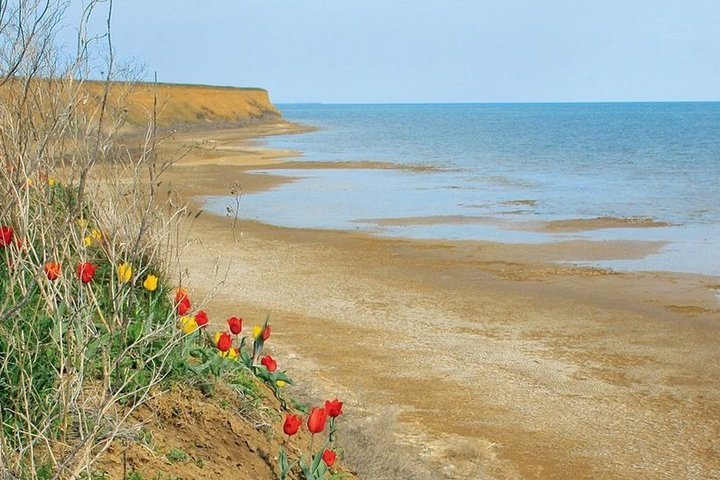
[62,0,720,104]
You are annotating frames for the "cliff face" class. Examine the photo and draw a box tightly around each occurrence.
[85,81,282,128]
[2,79,282,130]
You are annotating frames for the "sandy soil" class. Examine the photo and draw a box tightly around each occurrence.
[159,124,720,479]
[97,383,355,480]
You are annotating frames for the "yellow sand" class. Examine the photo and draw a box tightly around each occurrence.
[157,125,720,479]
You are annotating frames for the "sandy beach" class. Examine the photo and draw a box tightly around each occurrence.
[161,123,720,479]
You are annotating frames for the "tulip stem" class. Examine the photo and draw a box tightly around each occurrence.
[309,434,314,465]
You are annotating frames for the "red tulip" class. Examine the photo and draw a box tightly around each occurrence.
[324,399,343,418]
[76,262,97,283]
[175,288,189,303]
[175,290,191,311]
[176,297,191,315]
[260,355,277,372]
[44,262,61,281]
[195,310,209,327]
[0,226,13,247]
[322,449,336,467]
[227,316,243,335]
[283,414,301,436]
[307,407,327,434]
[261,324,271,341]
[216,332,232,352]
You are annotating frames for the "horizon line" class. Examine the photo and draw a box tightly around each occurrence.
[275,99,720,106]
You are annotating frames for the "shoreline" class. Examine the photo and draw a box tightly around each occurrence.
[194,158,719,278]
[164,124,720,479]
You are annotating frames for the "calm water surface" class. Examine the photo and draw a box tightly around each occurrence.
[203,103,720,276]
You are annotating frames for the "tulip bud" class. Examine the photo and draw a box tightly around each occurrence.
[324,399,343,418]
[216,332,232,352]
[261,325,271,341]
[175,288,189,303]
[283,414,301,436]
[84,229,103,247]
[195,310,209,328]
[117,262,133,283]
[322,449,336,467]
[76,262,97,284]
[227,316,243,335]
[179,316,198,334]
[176,297,191,315]
[44,262,61,281]
[175,289,191,315]
[143,274,158,292]
[252,325,262,339]
[261,355,277,372]
[0,226,13,247]
[307,407,328,434]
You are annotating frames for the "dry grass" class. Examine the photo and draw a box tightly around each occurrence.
[0,2,196,477]
[339,408,439,480]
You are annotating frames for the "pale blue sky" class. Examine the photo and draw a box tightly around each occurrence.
[67,0,720,103]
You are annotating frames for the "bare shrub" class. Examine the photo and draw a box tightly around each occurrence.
[0,1,189,479]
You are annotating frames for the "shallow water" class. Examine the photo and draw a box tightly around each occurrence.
[204,103,720,277]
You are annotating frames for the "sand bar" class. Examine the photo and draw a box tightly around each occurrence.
[354,214,670,233]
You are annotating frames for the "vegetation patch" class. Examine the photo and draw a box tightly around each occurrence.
[0,2,354,479]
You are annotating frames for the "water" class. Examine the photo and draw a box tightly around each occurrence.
[202,103,720,276]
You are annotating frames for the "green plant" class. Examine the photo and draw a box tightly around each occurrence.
[139,428,155,449]
[278,401,350,479]
[0,2,351,478]
[0,1,190,478]
[165,448,189,464]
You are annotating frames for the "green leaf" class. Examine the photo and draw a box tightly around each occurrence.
[298,457,314,479]
[327,473,353,479]
[311,437,330,473]
[127,320,143,345]
[278,447,292,480]
[275,371,293,384]
[240,348,252,368]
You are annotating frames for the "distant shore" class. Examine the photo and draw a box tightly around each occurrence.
[164,124,720,479]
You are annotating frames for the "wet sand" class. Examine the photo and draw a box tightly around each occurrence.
[353,214,670,235]
[538,216,671,233]
[162,124,720,479]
